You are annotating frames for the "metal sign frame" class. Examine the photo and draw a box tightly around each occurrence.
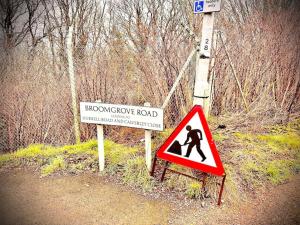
[150,157,226,206]
[151,105,226,205]
[156,105,224,176]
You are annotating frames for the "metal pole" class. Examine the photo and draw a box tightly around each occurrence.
[150,156,157,176]
[202,173,208,187]
[218,174,226,206]
[160,161,170,182]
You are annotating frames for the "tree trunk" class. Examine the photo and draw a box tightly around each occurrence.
[66,25,81,144]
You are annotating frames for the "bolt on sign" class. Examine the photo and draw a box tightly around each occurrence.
[80,102,164,131]
[194,0,222,13]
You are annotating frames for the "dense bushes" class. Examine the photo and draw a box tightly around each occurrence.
[0,0,299,151]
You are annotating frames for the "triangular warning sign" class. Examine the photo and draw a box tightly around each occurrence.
[157,105,224,176]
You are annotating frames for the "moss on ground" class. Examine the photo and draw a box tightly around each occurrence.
[213,133,229,142]
[0,139,150,191]
[104,140,139,173]
[122,156,154,191]
[41,156,66,177]
[185,182,202,198]
[222,164,240,202]
[258,134,300,153]
[0,154,12,166]
[0,140,99,166]
[233,120,300,186]
[61,140,98,156]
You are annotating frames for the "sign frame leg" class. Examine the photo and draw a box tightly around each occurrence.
[201,173,208,195]
[150,156,157,176]
[144,102,152,171]
[96,100,105,172]
[160,161,170,182]
[218,174,226,206]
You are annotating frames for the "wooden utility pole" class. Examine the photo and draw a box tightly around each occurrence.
[208,30,219,114]
[193,12,215,117]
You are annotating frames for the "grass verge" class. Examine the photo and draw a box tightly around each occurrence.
[0,119,299,202]
[232,120,300,186]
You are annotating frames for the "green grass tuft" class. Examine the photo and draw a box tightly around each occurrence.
[0,153,12,166]
[166,173,189,191]
[185,182,202,199]
[234,132,255,142]
[61,139,98,156]
[213,133,229,142]
[105,140,139,173]
[222,164,241,202]
[233,122,300,187]
[165,164,191,191]
[265,159,299,184]
[41,156,66,177]
[240,160,266,186]
[258,134,300,153]
[122,156,154,191]
[13,144,44,158]
[69,163,86,173]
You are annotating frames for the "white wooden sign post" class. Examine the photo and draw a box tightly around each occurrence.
[96,121,105,171]
[80,101,163,172]
[96,100,105,171]
[144,102,152,171]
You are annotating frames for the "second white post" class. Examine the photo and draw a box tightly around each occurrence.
[144,102,152,171]
[96,100,105,172]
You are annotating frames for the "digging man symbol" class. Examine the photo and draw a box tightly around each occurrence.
[184,125,206,161]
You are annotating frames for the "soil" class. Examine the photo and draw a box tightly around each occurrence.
[0,169,299,225]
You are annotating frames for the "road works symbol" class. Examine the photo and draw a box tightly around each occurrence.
[156,105,224,176]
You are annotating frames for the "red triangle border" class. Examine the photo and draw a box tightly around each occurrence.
[156,105,225,176]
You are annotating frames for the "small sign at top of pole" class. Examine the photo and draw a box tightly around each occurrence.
[194,0,222,13]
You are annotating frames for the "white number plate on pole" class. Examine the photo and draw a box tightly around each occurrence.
[199,13,214,57]
[80,102,164,131]
[194,0,221,13]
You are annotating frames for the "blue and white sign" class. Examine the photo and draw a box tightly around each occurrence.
[194,1,204,13]
[194,0,221,13]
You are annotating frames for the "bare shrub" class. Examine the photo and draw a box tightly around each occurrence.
[0,0,299,152]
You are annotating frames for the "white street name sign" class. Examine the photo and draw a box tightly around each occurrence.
[80,102,164,131]
[194,0,221,13]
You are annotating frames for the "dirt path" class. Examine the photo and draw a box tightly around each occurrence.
[0,169,299,225]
